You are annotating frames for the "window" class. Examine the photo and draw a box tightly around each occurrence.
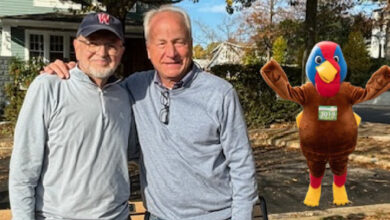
[26,31,75,62]
[50,35,64,62]
[29,34,44,59]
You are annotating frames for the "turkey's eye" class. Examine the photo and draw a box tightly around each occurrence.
[315,56,322,64]
[334,56,339,62]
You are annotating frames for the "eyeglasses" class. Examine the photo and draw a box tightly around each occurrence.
[77,39,123,55]
[159,90,170,124]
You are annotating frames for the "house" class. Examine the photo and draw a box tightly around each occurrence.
[0,0,155,113]
[207,41,248,70]
[368,7,390,61]
[193,58,209,70]
[368,7,390,106]
[369,8,388,59]
[0,0,153,74]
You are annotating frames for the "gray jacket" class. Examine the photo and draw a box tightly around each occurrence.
[9,67,134,220]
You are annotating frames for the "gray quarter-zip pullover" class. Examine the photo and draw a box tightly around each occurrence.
[122,65,258,220]
[9,67,133,220]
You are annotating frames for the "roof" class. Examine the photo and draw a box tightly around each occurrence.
[0,12,144,36]
[207,42,250,69]
[193,59,209,69]
[0,12,142,26]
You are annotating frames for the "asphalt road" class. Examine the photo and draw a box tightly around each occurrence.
[353,104,390,124]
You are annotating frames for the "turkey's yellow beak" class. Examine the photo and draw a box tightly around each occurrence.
[316,61,338,83]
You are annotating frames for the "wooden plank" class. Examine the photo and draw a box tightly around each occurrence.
[253,202,263,220]
[0,209,11,220]
[129,200,146,220]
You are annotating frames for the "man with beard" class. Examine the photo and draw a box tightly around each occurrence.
[9,12,136,219]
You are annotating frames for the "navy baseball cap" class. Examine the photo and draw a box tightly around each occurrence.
[76,12,124,41]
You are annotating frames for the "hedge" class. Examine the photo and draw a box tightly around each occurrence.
[210,63,302,128]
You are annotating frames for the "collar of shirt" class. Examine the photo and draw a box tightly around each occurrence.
[153,64,200,90]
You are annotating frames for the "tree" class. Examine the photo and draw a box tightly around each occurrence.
[316,1,355,43]
[193,44,206,59]
[272,36,287,64]
[243,0,281,60]
[64,0,257,31]
[66,1,179,29]
[193,15,240,46]
[204,42,220,59]
[301,0,318,83]
[3,58,44,125]
[351,13,373,40]
[300,0,364,82]
[342,31,372,86]
[193,20,220,46]
[240,0,302,61]
[277,18,305,65]
[242,47,261,65]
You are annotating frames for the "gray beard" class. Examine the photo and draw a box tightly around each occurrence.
[87,65,116,79]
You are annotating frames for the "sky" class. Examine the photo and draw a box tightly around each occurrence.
[174,0,383,47]
[174,0,239,47]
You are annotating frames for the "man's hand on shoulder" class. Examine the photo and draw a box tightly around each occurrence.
[40,59,76,79]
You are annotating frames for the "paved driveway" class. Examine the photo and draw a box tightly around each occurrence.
[353,91,390,124]
[353,104,390,124]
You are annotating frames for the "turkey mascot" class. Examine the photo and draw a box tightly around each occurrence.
[260,41,390,207]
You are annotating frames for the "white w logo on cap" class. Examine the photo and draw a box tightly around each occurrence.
[97,13,110,25]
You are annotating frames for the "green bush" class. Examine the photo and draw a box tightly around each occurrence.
[342,31,372,87]
[3,57,43,124]
[343,56,390,87]
[272,36,287,64]
[210,63,301,128]
[368,58,390,82]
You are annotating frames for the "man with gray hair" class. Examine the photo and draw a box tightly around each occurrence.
[44,5,258,220]
[9,12,135,219]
